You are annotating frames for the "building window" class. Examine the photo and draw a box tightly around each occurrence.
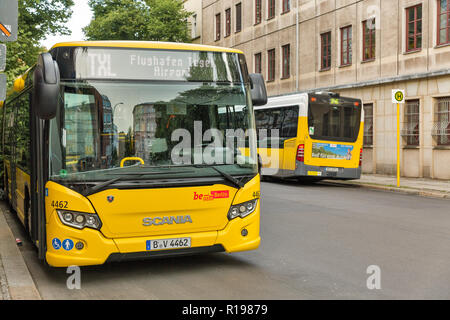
[268,0,276,19]
[255,0,262,24]
[434,97,450,145]
[403,100,420,146]
[438,0,450,45]
[225,9,231,37]
[406,5,422,51]
[320,32,331,70]
[362,18,376,61]
[255,52,262,74]
[268,49,276,81]
[363,103,374,146]
[215,13,221,41]
[341,26,352,66]
[282,0,290,13]
[236,3,242,33]
[281,44,290,78]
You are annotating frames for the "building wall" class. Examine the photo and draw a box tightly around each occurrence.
[202,0,450,179]
[184,0,203,44]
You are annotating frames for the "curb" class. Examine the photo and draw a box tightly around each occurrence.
[327,180,450,200]
[0,208,41,300]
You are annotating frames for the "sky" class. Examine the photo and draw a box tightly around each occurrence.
[40,0,93,49]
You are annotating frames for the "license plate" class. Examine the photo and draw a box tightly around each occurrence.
[146,237,191,251]
[326,167,339,172]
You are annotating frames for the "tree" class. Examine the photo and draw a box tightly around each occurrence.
[4,0,74,87]
[83,0,192,43]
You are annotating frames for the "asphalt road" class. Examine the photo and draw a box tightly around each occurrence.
[4,181,450,299]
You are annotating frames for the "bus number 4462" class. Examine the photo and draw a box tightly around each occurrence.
[51,200,69,209]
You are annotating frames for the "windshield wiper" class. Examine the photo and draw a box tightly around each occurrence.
[81,170,194,196]
[143,164,249,189]
[81,177,122,197]
[193,165,245,189]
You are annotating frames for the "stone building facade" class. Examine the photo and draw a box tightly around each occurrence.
[184,0,203,44]
[199,0,450,179]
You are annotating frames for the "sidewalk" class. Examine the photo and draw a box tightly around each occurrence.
[0,207,41,300]
[330,174,450,199]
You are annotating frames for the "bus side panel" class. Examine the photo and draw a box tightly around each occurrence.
[15,167,30,225]
[282,138,297,171]
[4,159,11,201]
[258,147,284,176]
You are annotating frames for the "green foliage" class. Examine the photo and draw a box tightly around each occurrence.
[4,0,74,87]
[83,0,192,43]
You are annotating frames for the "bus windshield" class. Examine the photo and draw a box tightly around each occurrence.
[49,80,257,183]
[307,95,361,143]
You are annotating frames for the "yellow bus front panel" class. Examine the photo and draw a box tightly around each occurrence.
[44,176,261,267]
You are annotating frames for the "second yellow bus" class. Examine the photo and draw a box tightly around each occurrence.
[255,92,363,181]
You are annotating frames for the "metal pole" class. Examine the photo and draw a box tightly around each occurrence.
[296,0,299,91]
[397,103,400,187]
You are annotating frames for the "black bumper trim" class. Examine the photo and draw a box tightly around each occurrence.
[106,244,225,263]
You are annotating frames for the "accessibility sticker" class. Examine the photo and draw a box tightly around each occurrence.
[62,239,74,251]
[52,238,62,250]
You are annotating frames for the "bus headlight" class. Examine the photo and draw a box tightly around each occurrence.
[228,199,258,220]
[57,210,102,230]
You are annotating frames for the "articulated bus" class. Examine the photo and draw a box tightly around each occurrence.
[255,92,363,181]
[1,41,267,267]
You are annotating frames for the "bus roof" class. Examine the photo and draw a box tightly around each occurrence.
[50,41,244,55]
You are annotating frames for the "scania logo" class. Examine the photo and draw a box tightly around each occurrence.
[142,215,193,226]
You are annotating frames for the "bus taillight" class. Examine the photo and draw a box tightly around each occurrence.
[359,148,363,167]
[297,144,305,162]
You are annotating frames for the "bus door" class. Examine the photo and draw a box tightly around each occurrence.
[280,106,299,172]
[282,139,296,171]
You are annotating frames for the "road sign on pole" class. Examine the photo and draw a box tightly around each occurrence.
[0,44,5,71]
[392,89,405,188]
[0,73,6,101]
[392,89,405,104]
[0,0,18,42]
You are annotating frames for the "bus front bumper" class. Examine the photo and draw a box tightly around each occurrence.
[45,208,260,267]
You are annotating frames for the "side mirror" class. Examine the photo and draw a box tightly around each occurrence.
[33,53,60,119]
[249,73,268,106]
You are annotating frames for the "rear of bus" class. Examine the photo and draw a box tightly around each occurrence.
[298,92,363,180]
[256,92,363,180]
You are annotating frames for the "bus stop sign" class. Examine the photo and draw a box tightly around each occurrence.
[0,0,18,42]
[392,89,405,104]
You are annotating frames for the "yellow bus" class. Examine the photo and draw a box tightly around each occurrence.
[255,92,363,181]
[1,41,267,267]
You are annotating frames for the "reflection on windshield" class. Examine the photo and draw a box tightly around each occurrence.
[49,81,257,182]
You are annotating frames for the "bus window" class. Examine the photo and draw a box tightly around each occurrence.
[15,94,31,173]
[255,106,299,148]
[308,97,361,143]
[280,106,299,138]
